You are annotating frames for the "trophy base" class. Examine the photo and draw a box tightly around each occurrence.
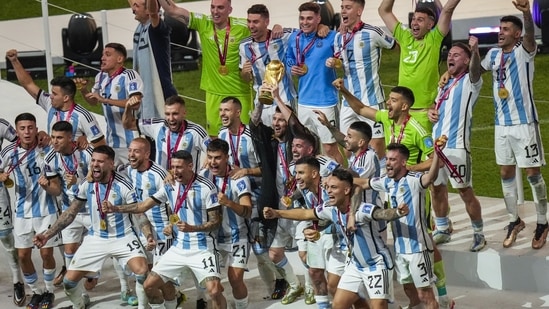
[258,92,274,105]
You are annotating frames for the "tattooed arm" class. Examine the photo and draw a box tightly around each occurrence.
[176,207,222,232]
[34,198,84,247]
[158,0,190,25]
[102,197,158,214]
[372,203,409,221]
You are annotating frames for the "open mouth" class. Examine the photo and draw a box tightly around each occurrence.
[92,169,101,179]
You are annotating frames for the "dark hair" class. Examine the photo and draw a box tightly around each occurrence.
[15,113,36,124]
[298,2,321,14]
[501,15,523,31]
[331,168,353,187]
[414,6,436,21]
[390,86,415,107]
[349,121,372,141]
[220,96,242,110]
[50,76,77,99]
[275,104,294,113]
[93,145,115,161]
[294,133,317,149]
[386,143,410,160]
[105,42,127,59]
[165,95,185,107]
[349,0,365,7]
[171,150,193,164]
[452,42,472,59]
[207,138,229,155]
[247,4,269,19]
[51,120,73,133]
[295,156,320,171]
[131,136,151,153]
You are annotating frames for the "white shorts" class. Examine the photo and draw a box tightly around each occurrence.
[306,232,334,269]
[395,251,435,288]
[152,246,221,287]
[69,234,147,273]
[339,104,385,139]
[62,213,91,244]
[140,236,173,265]
[297,239,307,252]
[297,105,337,144]
[326,246,347,276]
[271,218,296,249]
[13,214,60,248]
[338,261,394,300]
[495,123,545,167]
[218,240,250,269]
[0,186,13,231]
[433,148,472,189]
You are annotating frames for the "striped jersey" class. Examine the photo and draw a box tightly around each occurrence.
[433,73,482,151]
[75,172,138,239]
[200,168,251,244]
[481,43,538,126]
[137,119,210,171]
[151,174,220,250]
[336,23,395,107]
[37,91,104,143]
[43,146,93,211]
[0,142,57,218]
[218,125,261,198]
[239,28,297,105]
[369,173,433,254]
[125,161,170,241]
[0,118,17,150]
[348,147,381,206]
[286,30,338,107]
[315,202,394,270]
[91,68,141,148]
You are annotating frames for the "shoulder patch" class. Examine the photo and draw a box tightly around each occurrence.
[424,137,434,149]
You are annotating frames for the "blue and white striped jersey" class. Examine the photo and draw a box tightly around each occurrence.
[481,43,538,126]
[315,202,394,270]
[336,23,395,107]
[433,73,482,151]
[0,118,17,150]
[125,161,170,241]
[43,146,93,211]
[152,174,220,250]
[200,168,251,244]
[75,172,138,239]
[0,142,57,218]
[37,91,104,143]
[239,28,297,105]
[348,147,381,206]
[369,173,433,254]
[91,69,141,148]
[137,119,210,171]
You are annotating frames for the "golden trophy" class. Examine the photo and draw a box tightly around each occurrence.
[258,60,285,105]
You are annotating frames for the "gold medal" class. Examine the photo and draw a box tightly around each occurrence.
[285,175,295,190]
[498,87,509,99]
[311,230,321,242]
[100,219,107,231]
[300,64,308,74]
[281,196,292,208]
[333,58,342,69]
[4,177,14,188]
[218,65,229,76]
[169,214,180,224]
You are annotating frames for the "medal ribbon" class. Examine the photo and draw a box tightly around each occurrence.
[435,72,466,110]
[296,30,317,66]
[60,143,78,175]
[435,144,464,184]
[214,21,231,67]
[99,67,125,93]
[337,204,353,254]
[334,21,363,58]
[277,144,291,184]
[311,183,323,230]
[228,124,244,167]
[95,173,114,220]
[6,140,37,174]
[498,52,507,89]
[351,148,369,167]
[390,114,410,144]
[56,103,76,123]
[166,121,187,169]
[249,31,271,64]
[214,165,230,194]
[173,173,196,216]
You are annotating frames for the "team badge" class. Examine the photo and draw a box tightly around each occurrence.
[111,193,117,199]
[145,182,151,189]
[114,85,121,93]
[359,41,365,48]
[272,43,279,51]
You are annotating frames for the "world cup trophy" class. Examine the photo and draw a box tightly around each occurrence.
[258,60,285,105]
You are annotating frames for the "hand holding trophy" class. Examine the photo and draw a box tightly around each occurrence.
[258,60,285,105]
